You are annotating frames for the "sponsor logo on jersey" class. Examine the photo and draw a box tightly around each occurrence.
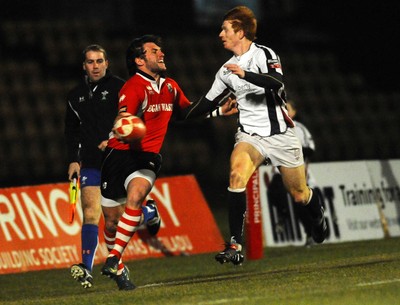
[223,68,232,76]
[269,63,281,69]
[147,103,173,112]
[79,96,85,103]
[236,83,251,93]
[268,59,281,69]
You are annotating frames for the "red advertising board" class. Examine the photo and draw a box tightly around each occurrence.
[245,170,264,260]
[0,175,224,274]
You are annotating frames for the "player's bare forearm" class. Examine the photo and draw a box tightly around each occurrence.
[98,140,108,151]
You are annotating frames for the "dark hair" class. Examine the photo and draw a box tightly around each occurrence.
[223,6,257,41]
[126,35,163,76]
[82,44,108,63]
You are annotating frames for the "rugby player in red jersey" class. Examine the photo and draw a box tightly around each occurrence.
[99,35,236,289]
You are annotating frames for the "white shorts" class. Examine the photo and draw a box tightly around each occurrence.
[235,128,304,168]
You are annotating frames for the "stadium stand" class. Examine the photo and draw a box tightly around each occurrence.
[0,3,399,188]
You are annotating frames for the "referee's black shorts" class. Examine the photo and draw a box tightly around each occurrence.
[101,148,162,201]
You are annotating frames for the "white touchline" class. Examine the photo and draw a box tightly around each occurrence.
[357,278,400,287]
[138,273,244,289]
[198,297,249,305]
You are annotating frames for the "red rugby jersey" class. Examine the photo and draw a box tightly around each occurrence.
[108,71,191,152]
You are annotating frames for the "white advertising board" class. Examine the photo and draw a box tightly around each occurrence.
[365,160,400,237]
[259,160,400,247]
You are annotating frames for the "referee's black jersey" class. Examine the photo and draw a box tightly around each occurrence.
[65,70,125,169]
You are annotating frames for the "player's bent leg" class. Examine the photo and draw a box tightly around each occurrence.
[280,166,328,244]
[102,207,143,278]
[101,203,127,279]
[307,189,328,243]
[216,143,264,265]
[294,203,315,247]
[101,226,135,290]
[215,187,246,265]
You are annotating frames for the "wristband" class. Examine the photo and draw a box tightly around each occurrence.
[208,107,222,118]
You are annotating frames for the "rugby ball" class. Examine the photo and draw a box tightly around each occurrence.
[113,112,146,142]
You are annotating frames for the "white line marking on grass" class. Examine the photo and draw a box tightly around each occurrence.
[197,297,248,304]
[357,278,400,287]
[138,272,250,289]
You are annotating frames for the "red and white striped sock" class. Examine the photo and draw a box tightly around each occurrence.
[104,228,125,275]
[103,227,116,253]
[109,207,142,260]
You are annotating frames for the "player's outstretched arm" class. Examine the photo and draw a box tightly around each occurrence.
[180,96,216,119]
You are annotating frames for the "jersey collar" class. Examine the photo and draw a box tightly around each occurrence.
[137,70,166,92]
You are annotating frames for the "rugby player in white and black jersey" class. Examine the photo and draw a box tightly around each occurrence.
[197,6,328,265]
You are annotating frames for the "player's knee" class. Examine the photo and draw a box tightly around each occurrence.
[101,209,119,232]
[290,189,309,205]
[82,206,101,224]
[104,218,118,233]
[229,169,247,189]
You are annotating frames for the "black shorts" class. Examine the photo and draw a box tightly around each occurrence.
[101,148,162,201]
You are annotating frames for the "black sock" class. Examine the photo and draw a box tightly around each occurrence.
[304,189,323,220]
[228,190,247,245]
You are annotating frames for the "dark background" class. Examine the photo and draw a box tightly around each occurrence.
[0,0,399,206]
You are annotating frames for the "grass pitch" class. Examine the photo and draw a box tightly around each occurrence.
[1,237,399,305]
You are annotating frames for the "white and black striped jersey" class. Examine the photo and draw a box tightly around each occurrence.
[205,42,293,137]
